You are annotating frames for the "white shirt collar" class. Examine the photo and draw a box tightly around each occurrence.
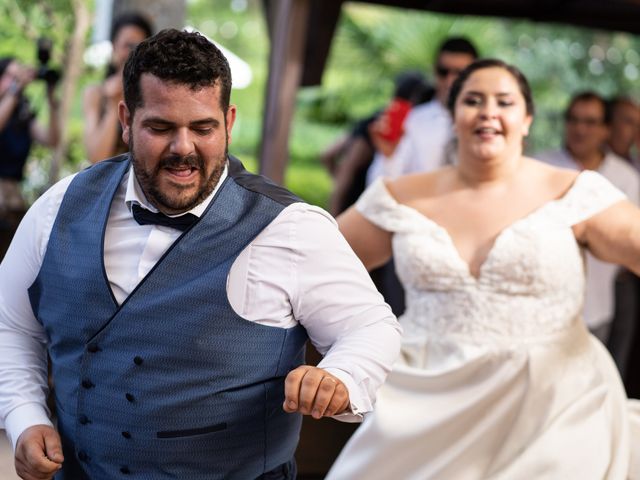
[124,161,229,218]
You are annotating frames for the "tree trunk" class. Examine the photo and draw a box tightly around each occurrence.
[48,0,91,184]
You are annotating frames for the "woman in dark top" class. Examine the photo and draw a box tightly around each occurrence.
[83,12,152,163]
[0,57,59,216]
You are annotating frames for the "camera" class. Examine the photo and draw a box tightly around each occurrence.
[35,37,60,86]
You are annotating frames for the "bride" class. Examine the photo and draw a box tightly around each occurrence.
[327,59,640,479]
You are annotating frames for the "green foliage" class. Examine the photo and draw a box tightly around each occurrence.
[0,0,76,112]
[315,6,640,156]
[236,154,331,207]
[6,0,640,211]
[283,162,333,208]
[0,0,75,65]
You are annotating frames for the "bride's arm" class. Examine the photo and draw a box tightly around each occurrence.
[338,207,393,271]
[574,199,640,275]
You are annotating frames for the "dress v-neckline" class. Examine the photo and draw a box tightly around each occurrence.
[379,171,586,282]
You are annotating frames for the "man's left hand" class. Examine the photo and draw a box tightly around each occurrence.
[283,366,350,419]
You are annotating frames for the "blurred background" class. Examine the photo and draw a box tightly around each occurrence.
[1,0,640,209]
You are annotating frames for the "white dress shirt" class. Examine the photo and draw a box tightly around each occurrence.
[537,148,640,329]
[366,99,454,185]
[0,163,401,449]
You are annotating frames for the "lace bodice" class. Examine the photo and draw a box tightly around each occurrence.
[357,171,625,345]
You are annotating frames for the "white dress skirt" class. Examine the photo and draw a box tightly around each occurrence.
[327,171,640,480]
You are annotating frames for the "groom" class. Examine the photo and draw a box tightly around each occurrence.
[0,29,400,479]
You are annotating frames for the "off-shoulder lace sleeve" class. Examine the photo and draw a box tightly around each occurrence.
[556,170,626,226]
[355,178,417,233]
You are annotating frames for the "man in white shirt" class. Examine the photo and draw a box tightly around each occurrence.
[366,37,478,184]
[607,96,640,168]
[538,91,640,375]
[0,29,401,480]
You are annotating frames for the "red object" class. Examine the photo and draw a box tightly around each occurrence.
[379,98,412,142]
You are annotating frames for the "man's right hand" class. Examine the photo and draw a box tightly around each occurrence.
[14,425,63,480]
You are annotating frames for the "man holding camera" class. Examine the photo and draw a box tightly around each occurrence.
[0,57,59,229]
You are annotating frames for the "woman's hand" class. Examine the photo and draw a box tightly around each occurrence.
[102,73,123,104]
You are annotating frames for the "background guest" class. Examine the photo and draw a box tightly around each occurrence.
[0,57,59,258]
[538,91,640,376]
[366,36,478,183]
[82,12,152,163]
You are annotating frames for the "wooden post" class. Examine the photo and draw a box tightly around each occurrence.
[258,0,311,184]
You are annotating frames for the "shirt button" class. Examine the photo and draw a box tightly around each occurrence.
[79,415,90,425]
[87,343,100,353]
[81,379,94,389]
[121,431,131,439]
[78,451,88,462]
[133,356,143,365]
[120,466,130,474]
[125,393,135,403]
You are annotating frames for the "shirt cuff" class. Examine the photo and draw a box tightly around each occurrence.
[4,403,53,451]
[318,366,367,423]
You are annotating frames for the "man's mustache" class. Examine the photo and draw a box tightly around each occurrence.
[158,154,203,170]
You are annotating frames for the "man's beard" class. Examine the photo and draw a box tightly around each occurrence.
[129,131,227,215]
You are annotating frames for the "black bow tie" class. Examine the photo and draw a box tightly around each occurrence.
[131,204,198,232]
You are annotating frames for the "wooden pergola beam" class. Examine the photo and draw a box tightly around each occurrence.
[258,0,344,184]
[258,0,311,184]
[257,0,640,184]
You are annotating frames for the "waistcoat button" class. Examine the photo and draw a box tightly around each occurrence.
[78,451,88,462]
[120,466,130,474]
[78,415,89,425]
[125,393,135,402]
[121,431,131,439]
[81,379,94,389]
[133,356,143,365]
[87,343,99,353]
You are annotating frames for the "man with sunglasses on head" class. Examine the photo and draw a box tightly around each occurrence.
[366,37,478,183]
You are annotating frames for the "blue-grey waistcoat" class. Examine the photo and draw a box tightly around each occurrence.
[28,155,308,479]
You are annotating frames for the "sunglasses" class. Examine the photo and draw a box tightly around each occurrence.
[435,65,465,78]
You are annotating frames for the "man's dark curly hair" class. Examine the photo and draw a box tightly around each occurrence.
[123,29,232,117]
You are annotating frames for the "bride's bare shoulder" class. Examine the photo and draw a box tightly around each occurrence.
[526,157,580,196]
[386,167,455,204]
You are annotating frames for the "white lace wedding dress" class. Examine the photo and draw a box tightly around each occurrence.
[328,171,640,480]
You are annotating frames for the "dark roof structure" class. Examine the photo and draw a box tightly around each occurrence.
[259,0,640,183]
